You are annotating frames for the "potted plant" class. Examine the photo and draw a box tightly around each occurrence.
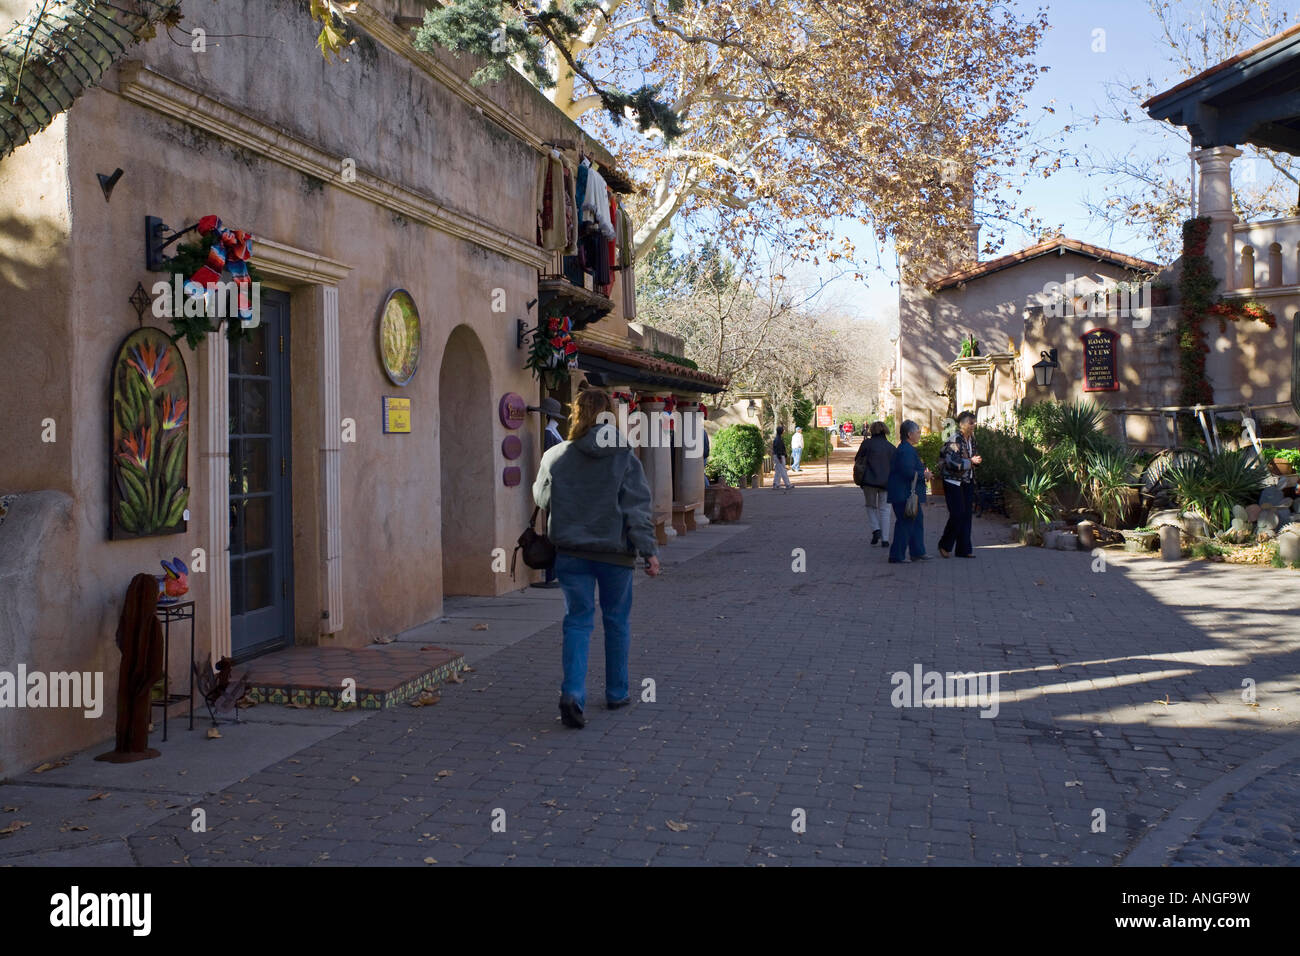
[1264,448,1299,475]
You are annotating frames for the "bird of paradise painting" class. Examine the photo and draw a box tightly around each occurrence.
[110,328,189,538]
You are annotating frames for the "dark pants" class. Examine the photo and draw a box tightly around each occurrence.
[889,502,925,561]
[938,482,975,556]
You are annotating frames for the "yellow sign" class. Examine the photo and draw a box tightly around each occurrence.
[383,396,411,434]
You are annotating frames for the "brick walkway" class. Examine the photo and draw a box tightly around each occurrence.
[22,445,1300,866]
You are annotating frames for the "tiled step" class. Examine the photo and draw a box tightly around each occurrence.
[242,645,464,710]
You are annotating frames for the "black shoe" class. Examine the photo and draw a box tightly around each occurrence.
[870,530,881,545]
[606,698,631,710]
[880,540,889,548]
[559,696,585,728]
[531,580,561,589]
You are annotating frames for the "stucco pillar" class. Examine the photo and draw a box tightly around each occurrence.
[319,285,344,635]
[1195,146,1242,290]
[672,397,707,532]
[203,330,232,661]
[637,398,674,544]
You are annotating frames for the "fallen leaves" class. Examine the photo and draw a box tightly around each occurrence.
[471,623,489,631]
[424,857,438,864]
[59,824,89,833]
[665,820,689,832]
[0,820,31,837]
[207,727,222,739]
[409,690,440,707]
[87,792,109,802]
[350,775,361,783]
[32,760,68,774]
[435,770,453,780]
[373,634,396,645]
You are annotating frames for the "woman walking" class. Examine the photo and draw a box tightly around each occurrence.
[887,420,934,564]
[854,421,895,549]
[937,411,982,558]
[532,388,661,729]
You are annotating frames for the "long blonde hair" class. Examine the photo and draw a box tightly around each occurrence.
[568,388,613,440]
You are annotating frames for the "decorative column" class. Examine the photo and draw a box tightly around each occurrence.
[637,396,674,545]
[203,330,231,661]
[1195,146,1242,290]
[672,396,707,531]
[320,285,344,635]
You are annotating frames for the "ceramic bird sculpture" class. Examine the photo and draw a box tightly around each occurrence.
[159,556,189,598]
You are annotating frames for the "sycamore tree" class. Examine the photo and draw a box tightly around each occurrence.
[1078,0,1297,262]
[636,232,888,421]
[312,0,1051,278]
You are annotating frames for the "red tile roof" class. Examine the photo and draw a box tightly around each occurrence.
[576,338,729,388]
[927,237,1160,293]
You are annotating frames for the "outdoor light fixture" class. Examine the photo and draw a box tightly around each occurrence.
[1032,348,1059,388]
[746,399,757,417]
[145,215,200,271]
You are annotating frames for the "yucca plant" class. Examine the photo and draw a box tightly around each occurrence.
[1162,449,1267,531]
[1042,400,1110,487]
[1086,448,1140,526]
[1016,459,1061,539]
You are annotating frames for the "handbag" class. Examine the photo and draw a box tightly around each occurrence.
[904,472,920,518]
[512,506,556,577]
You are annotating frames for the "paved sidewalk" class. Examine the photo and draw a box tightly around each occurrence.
[3,449,1297,866]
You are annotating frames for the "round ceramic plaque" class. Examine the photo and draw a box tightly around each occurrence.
[378,289,421,386]
[501,435,523,460]
[498,393,527,429]
[502,466,522,487]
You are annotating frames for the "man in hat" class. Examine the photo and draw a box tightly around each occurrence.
[530,396,567,588]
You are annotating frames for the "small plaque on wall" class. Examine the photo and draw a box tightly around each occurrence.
[1080,328,1120,392]
[502,466,522,487]
[382,396,411,433]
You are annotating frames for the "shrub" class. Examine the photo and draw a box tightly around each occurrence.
[916,433,943,473]
[708,424,765,485]
[1041,399,1111,487]
[972,425,1038,489]
[1015,399,1061,448]
[800,427,831,462]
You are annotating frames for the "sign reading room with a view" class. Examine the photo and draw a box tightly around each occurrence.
[1080,328,1119,392]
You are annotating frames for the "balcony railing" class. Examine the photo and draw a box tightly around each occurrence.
[1231,217,1300,291]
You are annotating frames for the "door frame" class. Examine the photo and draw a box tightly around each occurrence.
[201,240,351,662]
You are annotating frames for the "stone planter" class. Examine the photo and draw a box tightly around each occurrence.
[1122,530,1158,552]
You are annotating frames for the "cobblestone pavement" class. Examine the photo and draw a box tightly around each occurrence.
[1170,754,1300,866]
[113,450,1300,866]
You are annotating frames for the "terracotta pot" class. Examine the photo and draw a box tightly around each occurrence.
[1272,460,1295,476]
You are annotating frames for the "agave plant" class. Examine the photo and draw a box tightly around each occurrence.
[1086,448,1140,526]
[1161,449,1268,531]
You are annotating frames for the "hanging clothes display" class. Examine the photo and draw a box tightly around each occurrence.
[562,159,577,255]
[580,159,616,240]
[537,151,569,252]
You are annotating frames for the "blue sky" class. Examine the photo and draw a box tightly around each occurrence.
[814,0,1228,327]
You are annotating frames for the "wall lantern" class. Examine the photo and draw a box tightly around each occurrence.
[746,398,757,418]
[1032,348,1059,388]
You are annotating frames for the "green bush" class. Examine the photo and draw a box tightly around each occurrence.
[916,433,943,473]
[972,425,1038,489]
[799,427,831,463]
[707,424,765,485]
[792,392,814,429]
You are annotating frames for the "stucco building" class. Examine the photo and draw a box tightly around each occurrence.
[0,0,721,773]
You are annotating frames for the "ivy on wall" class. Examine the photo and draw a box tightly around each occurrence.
[1177,216,1276,415]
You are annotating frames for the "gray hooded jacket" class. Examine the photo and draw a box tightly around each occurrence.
[532,422,659,566]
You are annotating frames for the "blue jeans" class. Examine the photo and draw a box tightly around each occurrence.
[555,554,635,710]
[791,448,803,471]
[889,501,926,561]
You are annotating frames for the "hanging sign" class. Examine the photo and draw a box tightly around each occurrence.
[1080,328,1120,392]
[382,396,411,433]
